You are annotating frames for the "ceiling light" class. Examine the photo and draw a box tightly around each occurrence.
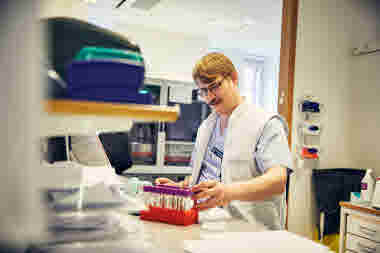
[84,0,97,4]
[207,18,219,25]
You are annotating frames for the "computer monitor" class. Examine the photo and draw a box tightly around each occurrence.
[45,136,69,163]
[98,132,133,174]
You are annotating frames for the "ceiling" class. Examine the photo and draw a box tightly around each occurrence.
[43,0,283,56]
[102,0,282,34]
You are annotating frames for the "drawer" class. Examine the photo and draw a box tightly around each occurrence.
[348,215,380,242]
[347,234,380,253]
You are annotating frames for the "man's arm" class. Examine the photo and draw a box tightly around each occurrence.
[225,166,287,201]
[192,117,293,210]
[191,167,286,210]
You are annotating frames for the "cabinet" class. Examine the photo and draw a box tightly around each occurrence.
[339,202,380,253]
[124,77,210,180]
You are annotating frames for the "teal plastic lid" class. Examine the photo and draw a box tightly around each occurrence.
[75,46,144,63]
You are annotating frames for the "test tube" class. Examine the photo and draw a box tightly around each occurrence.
[143,186,152,207]
[177,189,183,211]
[152,188,160,207]
[172,189,176,210]
[167,189,173,209]
[163,188,168,208]
[163,188,169,209]
[177,190,182,211]
[159,188,164,208]
[184,190,193,211]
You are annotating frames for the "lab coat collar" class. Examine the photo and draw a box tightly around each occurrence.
[207,97,249,126]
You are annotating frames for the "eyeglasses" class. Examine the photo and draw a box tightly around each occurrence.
[196,78,224,97]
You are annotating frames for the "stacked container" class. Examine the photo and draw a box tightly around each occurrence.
[296,95,324,168]
[65,46,152,104]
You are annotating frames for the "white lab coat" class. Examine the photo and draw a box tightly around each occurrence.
[191,99,287,230]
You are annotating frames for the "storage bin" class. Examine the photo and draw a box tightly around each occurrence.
[66,60,145,89]
[312,168,365,237]
[43,17,142,83]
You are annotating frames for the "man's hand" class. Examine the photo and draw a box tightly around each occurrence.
[182,176,192,188]
[155,176,192,188]
[191,180,231,211]
[154,177,178,186]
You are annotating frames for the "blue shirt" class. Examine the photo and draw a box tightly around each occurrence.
[193,116,293,184]
[197,116,225,183]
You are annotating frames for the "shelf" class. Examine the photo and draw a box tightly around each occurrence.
[165,141,195,145]
[41,99,180,136]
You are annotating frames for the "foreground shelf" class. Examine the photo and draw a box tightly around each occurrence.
[41,99,180,136]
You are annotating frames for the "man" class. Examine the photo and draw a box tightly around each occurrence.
[156,52,293,230]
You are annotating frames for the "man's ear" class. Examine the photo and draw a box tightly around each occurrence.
[231,71,238,86]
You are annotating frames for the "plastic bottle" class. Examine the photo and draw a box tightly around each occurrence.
[361,169,375,204]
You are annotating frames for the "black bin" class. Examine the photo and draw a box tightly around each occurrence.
[312,168,365,238]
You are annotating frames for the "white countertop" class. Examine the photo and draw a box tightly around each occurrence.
[117,208,268,252]
[38,181,267,252]
[38,206,267,253]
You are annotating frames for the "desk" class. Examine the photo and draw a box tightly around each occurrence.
[339,201,380,253]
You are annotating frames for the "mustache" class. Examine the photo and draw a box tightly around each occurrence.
[208,98,221,106]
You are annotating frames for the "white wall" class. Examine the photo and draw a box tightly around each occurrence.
[350,54,380,174]
[288,0,379,239]
[114,24,209,82]
[349,0,380,176]
[40,2,209,83]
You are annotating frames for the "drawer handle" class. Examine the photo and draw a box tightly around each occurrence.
[359,225,377,235]
[358,242,376,253]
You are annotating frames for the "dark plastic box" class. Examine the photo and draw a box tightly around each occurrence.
[66,60,145,90]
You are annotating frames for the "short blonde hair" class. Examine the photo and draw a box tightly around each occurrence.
[192,52,237,85]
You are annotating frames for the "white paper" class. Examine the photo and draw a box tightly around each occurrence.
[184,231,331,253]
[58,182,124,206]
[81,165,119,187]
[40,161,83,189]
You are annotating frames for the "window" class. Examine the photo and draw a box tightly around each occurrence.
[206,48,280,113]
[242,56,279,113]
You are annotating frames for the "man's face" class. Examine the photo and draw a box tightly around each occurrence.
[196,77,237,115]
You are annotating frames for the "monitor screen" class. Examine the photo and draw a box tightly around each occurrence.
[166,102,209,142]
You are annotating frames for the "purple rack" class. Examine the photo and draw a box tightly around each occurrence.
[143,184,193,196]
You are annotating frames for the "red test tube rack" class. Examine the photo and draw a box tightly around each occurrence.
[140,185,198,226]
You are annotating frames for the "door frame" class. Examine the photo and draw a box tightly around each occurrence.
[278,0,299,147]
[278,0,299,230]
